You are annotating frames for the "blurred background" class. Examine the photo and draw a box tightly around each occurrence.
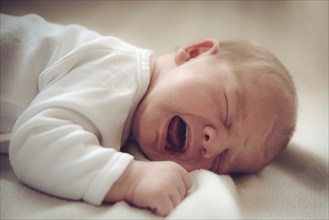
[1,1,328,161]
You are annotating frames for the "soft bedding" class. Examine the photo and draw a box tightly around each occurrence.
[0,141,327,219]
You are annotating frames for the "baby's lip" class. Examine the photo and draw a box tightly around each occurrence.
[160,117,171,153]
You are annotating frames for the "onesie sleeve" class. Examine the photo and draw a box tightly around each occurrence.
[10,107,133,205]
[4,14,149,205]
[0,13,101,153]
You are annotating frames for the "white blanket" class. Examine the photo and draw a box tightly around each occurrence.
[1,141,327,219]
[1,154,240,219]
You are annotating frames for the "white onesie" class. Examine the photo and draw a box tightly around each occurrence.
[0,14,151,205]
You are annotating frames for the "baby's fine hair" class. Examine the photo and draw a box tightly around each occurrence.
[217,40,298,169]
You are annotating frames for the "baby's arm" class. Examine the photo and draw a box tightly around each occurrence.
[105,160,192,216]
[4,13,134,205]
[9,107,134,205]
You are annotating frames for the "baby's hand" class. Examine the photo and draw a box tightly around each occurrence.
[105,160,192,216]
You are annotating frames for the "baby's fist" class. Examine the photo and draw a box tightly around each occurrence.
[129,161,192,216]
[106,160,192,216]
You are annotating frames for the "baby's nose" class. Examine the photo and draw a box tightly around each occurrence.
[202,126,223,158]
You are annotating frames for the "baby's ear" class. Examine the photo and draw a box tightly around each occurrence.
[174,39,219,65]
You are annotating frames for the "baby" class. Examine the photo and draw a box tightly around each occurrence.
[0,14,297,216]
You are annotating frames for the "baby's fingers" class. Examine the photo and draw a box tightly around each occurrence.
[170,187,185,207]
[150,196,174,216]
[176,174,190,199]
[156,175,190,216]
[181,168,193,191]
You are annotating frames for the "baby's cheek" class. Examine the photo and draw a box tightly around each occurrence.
[229,149,267,173]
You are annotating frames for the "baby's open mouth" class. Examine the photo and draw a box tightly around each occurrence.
[165,116,187,153]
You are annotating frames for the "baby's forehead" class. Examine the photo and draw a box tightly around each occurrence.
[237,69,281,100]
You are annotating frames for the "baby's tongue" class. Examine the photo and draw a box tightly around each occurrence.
[167,116,184,150]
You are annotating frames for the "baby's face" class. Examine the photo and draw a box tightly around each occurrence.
[132,54,276,174]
